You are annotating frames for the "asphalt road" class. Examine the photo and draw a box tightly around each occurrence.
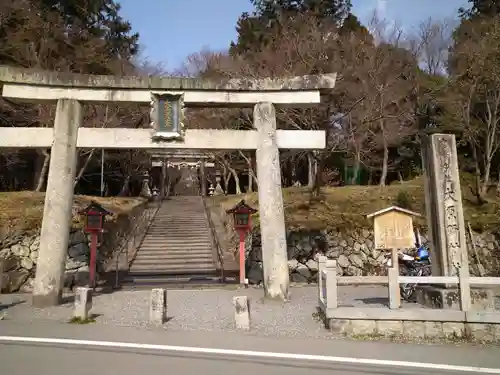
[0,321,499,375]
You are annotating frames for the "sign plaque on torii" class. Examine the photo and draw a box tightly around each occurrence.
[0,66,336,305]
[150,93,185,141]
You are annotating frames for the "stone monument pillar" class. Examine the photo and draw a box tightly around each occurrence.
[254,102,290,300]
[421,133,469,276]
[417,134,494,310]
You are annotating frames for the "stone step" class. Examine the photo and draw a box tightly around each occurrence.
[141,237,211,243]
[140,241,212,248]
[139,245,212,250]
[122,271,222,285]
[144,237,210,241]
[132,258,214,266]
[149,226,209,229]
[140,239,211,244]
[136,247,212,256]
[119,278,234,290]
[157,212,205,214]
[134,253,213,261]
[129,263,216,272]
[145,230,210,235]
[149,222,209,225]
[137,249,212,255]
[149,223,208,227]
[142,236,211,241]
[144,231,210,235]
[152,216,207,219]
[126,271,217,280]
[148,223,208,226]
[157,213,205,215]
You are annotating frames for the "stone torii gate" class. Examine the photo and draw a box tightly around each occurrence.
[0,66,336,306]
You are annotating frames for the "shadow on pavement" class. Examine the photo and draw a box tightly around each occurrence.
[0,300,25,312]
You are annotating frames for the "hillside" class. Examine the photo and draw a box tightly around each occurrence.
[0,191,145,239]
[212,176,500,232]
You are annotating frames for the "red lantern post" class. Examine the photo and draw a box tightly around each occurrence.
[80,201,111,289]
[226,200,257,285]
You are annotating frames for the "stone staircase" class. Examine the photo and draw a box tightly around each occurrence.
[123,196,219,287]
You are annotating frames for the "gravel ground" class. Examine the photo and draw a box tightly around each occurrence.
[0,285,424,339]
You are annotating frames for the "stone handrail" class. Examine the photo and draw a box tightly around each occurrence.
[202,196,225,281]
[318,256,500,324]
[112,202,159,288]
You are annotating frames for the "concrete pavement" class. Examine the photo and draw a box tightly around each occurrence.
[1,320,499,374]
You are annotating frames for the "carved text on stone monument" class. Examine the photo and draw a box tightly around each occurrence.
[438,137,461,268]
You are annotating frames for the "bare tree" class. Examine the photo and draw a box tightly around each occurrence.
[409,17,456,75]
[444,17,500,201]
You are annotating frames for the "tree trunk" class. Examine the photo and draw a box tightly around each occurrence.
[481,156,492,197]
[350,151,361,185]
[496,169,500,196]
[223,171,230,194]
[379,139,389,187]
[224,163,242,195]
[248,171,253,193]
[398,171,404,183]
[312,151,326,197]
[34,149,50,192]
[231,169,242,195]
[291,159,298,185]
[471,143,486,203]
[238,151,257,192]
[74,149,95,188]
[118,175,131,196]
[307,152,317,188]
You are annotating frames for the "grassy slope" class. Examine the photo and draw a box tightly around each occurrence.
[0,191,145,238]
[212,176,500,232]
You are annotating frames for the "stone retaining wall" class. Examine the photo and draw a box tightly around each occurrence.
[0,202,149,293]
[245,228,500,284]
[328,318,500,342]
[0,230,92,292]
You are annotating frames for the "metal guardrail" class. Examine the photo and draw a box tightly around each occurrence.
[113,201,159,288]
[201,196,225,282]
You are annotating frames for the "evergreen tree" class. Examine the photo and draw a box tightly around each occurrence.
[459,0,500,19]
[39,0,139,59]
[230,0,363,55]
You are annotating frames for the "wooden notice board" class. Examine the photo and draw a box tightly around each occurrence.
[367,206,421,249]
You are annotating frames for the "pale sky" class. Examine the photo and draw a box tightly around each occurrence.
[117,0,470,69]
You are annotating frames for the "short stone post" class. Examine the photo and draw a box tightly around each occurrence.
[233,295,251,330]
[318,256,327,304]
[33,99,82,307]
[388,248,401,309]
[73,287,92,320]
[149,288,167,325]
[458,266,472,311]
[325,259,338,310]
[253,102,289,300]
[0,259,5,294]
